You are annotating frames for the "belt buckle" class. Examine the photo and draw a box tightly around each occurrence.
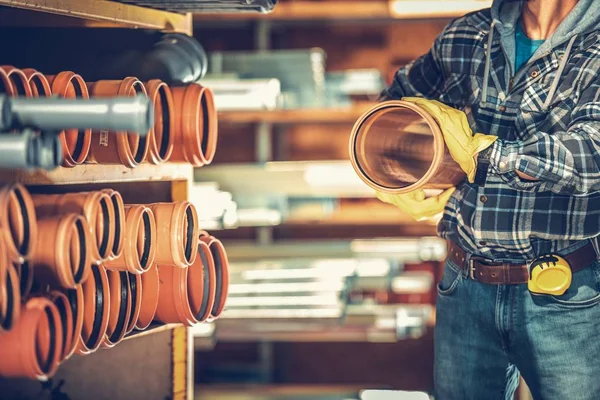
[468,256,503,280]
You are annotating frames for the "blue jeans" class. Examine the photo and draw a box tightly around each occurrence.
[434,258,600,400]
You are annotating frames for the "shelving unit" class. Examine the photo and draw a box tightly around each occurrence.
[194,0,491,21]
[0,0,192,33]
[219,103,375,125]
[0,2,196,399]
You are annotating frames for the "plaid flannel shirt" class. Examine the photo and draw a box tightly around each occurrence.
[382,9,600,260]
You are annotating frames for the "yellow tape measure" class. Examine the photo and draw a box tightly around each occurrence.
[528,254,572,296]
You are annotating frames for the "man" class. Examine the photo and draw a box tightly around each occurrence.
[378,0,600,398]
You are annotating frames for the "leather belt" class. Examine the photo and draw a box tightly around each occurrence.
[447,241,598,285]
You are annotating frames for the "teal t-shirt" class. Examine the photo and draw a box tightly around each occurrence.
[515,22,545,72]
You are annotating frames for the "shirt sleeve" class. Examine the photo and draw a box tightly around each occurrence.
[489,83,600,195]
[379,29,447,101]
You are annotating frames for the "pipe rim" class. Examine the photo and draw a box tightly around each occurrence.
[349,100,446,194]
[49,71,92,167]
[125,272,142,333]
[22,69,52,97]
[145,80,175,164]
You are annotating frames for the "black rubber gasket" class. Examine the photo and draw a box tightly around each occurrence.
[53,296,69,358]
[98,198,110,257]
[126,273,138,329]
[85,266,104,349]
[210,245,223,316]
[108,272,129,343]
[73,219,87,284]
[40,308,57,375]
[71,78,86,161]
[184,207,194,263]
[14,187,31,255]
[110,195,122,256]
[157,85,171,159]
[196,247,211,320]
[139,211,152,271]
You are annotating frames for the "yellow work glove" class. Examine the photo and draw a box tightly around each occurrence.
[402,97,497,183]
[375,187,456,222]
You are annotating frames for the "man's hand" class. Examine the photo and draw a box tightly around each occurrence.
[402,97,497,183]
[375,187,456,221]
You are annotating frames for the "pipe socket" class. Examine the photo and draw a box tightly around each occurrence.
[0,66,33,97]
[0,129,63,170]
[0,264,21,332]
[147,201,199,268]
[102,270,131,348]
[199,232,229,319]
[22,69,52,97]
[33,191,116,264]
[145,80,175,164]
[126,272,142,333]
[136,264,159,330]
[87,78,150,168]
[47,71,92,167]
[0,183,38,264]
[170,84,218,166]
[0,296,62,380]
[31,213,92,289]
[44,290,73,363]
[105,205,156,274]
[102,189,126,260]
[349,100,466,194]
[77,264,110,355]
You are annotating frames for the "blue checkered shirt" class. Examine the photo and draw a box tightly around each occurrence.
[382,9,600,260]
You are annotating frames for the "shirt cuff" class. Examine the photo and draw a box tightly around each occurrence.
[489,139,521,175]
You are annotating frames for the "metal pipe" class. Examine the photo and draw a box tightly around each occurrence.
[0,130,62,170]
[0,95,152,136]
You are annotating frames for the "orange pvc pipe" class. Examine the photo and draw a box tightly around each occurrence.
[0,66,33,97]
[144,80,175,164]
[102,270,131,348]
[0,184,38,264]
[0,296,62,380]
[199,231,229,319]
[87,78,150,168]
[104,205,156,274]
[47,71,92,167]
[349,100,465,194]
[170,84,218,166]
[77,264,110,355]
[135,264,159,330]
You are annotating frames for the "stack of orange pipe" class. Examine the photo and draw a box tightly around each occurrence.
[0,66,219,169]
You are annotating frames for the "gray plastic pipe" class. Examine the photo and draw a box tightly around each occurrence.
[0,130,62,170]
[0,95,153,136]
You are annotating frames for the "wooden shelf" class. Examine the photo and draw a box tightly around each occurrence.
[218,104,375,125]
[124,323,181,341]
[194,0,491,22]
[0,0,192,34]
[0,162,193,185]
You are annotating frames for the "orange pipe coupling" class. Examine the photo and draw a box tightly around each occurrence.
[199,231,229,319]
[144,80,175,164]
[170,83,218,167]
[33,191,116,264]
[105,205,157,274]
[0,296,63,380]
[87,77,150,168]
[46,71,92,167]
[31,214,92,289]
[0,184,38,264]
[148,201,199,268]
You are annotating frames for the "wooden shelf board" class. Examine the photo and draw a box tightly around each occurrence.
[0,0,192,34]
[124,323,181,341]
[193,0,491,22]
[0,162,193,185]
[218,104,375,125]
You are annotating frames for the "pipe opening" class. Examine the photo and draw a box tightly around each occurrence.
[200,92,210,155]
[86,266,104,349]
[197,247,212,320]
[138,211,152,271]
[11,186,31,256]
[109,272,129,343]
[97,198,111,258]
[353,106,437,190]
[53,296,69,360]
[126,273,137,329]
[36,307,57,375]
[1,267,15,330]
[133,82,147,164]
[72,219,87,284]
[184,206,195,263]
[31,75,49,97]
[18,261,33,297]
[9,74,28,96]
[157,85,171,159]
[70,78,86,161]
[110,195,122,256]
[210,244,224,316]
